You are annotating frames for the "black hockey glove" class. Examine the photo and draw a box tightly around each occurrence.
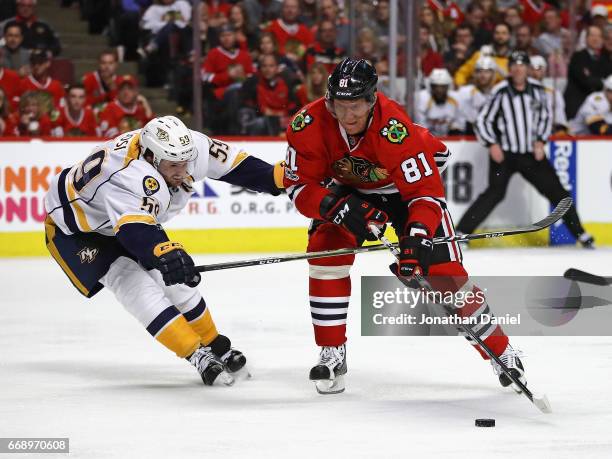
[152,241,201,288]
[321,194,388,241]
[389,224,433,286]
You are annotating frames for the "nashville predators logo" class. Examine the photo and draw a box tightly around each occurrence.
[290,110,313,132]
[380,118,408,144]
[77,247,98,264]
[156,127,169,142]
[143,176,160,196]
[333,155,389,184]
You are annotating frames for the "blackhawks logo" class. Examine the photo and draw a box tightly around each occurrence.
[291,110,313,132]
[143,175,160,196]
[380,118,408,144]
[333,155,389,185]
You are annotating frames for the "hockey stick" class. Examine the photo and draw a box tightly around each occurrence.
[368,224,552,414]
[194,197,572,273]
[563,268,611,286]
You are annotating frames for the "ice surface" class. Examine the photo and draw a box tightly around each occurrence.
[1,247,611,458]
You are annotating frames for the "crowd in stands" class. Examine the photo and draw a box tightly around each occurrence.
[0,0,612,138]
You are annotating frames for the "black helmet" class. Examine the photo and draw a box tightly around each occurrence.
[327,58,378,102]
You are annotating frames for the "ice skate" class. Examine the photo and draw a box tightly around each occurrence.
[491,344,526,393]
[209,334,251,380]
[309,344,347,394]
[578,233,595,249]
[188,346,234,386]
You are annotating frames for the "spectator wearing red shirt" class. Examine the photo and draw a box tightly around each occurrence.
[420,25,444,77]
[4,91,52,137]
[294,61,328,107]
[0,87,9,136]
[238,54,296,135]
[265,0,314,59]
[15,49,64,114]
[0,52,20,108]
[427,0,464,25]
[519,0,552,27]
[82,50,119,111]
[98,75,154,138]
[303,19,346,74]
[52,84,97,137]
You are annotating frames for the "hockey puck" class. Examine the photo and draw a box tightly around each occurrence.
[475,419,495,427]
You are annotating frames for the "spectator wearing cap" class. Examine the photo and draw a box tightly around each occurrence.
[238,54,297,135]
[443,24,475,77]
[52,84,97,137]
[0,48,21,109]
[1,23,29,75]
[1,0,61,56]
[3,90,52,137]
[201,24,254,134]
[265,0,313,59]
[15,49,65,114]
[303,19,346,74]
[534,8,568,59]
[455,55,496,134]
[455,22,511,87]
[564,25,612,120]
[528,55,568,134]
[459,50,594,248]
[416,68,463,136]
[570,74,612,135]
[82,50,119,111]
[98,75,154,138]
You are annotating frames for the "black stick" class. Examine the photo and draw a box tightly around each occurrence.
[369,225,552,414]
[195,197,573,273]
[564,268,611,286]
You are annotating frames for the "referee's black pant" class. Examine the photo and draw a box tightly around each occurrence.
[456,153,586,238]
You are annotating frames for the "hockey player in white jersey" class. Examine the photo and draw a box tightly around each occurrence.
[415,68,463,136]
[44,116,285,386]
[528,55,569,134]
[455,56,496,135]
[570,74,612,135]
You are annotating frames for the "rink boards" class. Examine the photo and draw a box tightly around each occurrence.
[0,137,610,256]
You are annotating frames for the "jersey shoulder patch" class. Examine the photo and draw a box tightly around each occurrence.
[290,109,314,132]
[143,175,160,196]
[380,118,409,144]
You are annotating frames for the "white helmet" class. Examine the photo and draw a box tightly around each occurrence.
[529,55,547,70]
[140,116,196,167]
[475,56,496,71]
[429,68,453,87]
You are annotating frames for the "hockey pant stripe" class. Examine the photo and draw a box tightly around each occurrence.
[181,298,219,346]
[146,306,201,358]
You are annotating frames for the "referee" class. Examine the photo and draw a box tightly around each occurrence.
[456,50,594,248]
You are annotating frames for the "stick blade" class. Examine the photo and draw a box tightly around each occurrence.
[564,268,610,286]
[532,393,553,414]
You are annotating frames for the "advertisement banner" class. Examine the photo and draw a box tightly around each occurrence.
[548,140,577,245]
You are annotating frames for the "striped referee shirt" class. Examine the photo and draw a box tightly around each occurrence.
[475,78,552,154]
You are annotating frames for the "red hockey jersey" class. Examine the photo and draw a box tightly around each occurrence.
[82,71,118,109]
[201,46,254,99]
[0,67,21,108]
[283,93,450,237]
[52,105,97,137]
[16,75,65,110]
[266,19,314,56]
[98,100,153,138]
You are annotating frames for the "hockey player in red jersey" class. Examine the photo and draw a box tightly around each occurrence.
[284,58,526,394]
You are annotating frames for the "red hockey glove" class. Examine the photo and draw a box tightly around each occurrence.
[321,194,389,241]
[394,224,433,280]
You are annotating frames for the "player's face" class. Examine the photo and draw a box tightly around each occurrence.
[475,68,494,87]
[431,84,448,103]
[333,98,372,135]
[68,89,86,111]
[529,66,545,81]
[157,160,190,187]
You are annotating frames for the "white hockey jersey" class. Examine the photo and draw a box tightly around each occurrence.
[454,84,493,132]
[543,86,568,130]
[415,89,462,136]
[45,129,247,237]
[570,91,612,135]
